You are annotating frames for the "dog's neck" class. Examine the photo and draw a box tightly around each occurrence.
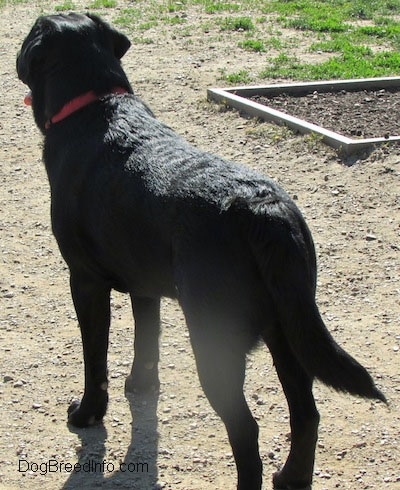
[41,87,128,129]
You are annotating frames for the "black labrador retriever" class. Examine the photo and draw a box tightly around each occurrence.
[17,13,385,490]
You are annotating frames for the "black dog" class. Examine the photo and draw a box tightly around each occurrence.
[17,13,385,490]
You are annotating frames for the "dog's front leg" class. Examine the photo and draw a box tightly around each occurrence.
[125,296,160,394]
[67,273,111,427]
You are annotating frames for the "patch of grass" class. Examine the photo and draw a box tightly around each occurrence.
[0,0,29,6]
[201,21,213,33]
[115,8,142,27]
[54,0,76,11]
[310,19,400,53]
[351,0,400,19]
[264,0,400,36]
[264,1,350,33]
[166,15,187,25]
[283,12,349,33]
[202,0,241,14]
[310,34,365,53]
[358,23,400,41]
[261,52,299,76]
[132,36,155,44]
[245,121,292,142]
[166,0,187,13]
[255,0,400,80]
[261,48,400,80]
[220,68,252,84]
[138,20,158,31]
[116,3,187,30]
[88,0,117,8]
[304,131,324,149]
[238,38,265,52]
[264,35,295,50]
[219,16,254,32]
[287,16,348,33]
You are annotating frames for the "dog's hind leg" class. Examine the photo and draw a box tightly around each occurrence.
[264,329,319,490]
[67,273,111,427]
[181,304,262,490]
[125,296,161,393]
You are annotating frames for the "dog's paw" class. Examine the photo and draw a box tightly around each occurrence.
[67,398,106,428]
[125,368,160,394]
[273,470,312,490]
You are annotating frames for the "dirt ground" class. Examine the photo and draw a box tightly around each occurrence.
[0,2,399,489]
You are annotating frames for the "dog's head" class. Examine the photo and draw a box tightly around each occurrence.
[17,13,132,131]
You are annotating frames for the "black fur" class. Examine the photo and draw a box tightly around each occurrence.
[17,13,385,490]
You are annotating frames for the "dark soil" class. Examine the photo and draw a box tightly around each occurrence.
[250,88,400,139]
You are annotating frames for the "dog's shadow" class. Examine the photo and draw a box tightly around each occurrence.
[61,390,159,489]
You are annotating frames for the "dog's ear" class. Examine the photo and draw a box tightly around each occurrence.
[16,20,47,86]
[109,27,131,60]
[86,13,131,59]
[111,30,131,60]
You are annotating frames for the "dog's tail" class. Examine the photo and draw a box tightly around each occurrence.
[247,197,386,403]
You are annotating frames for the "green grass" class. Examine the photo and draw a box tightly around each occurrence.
[219,16,254,31]
[358,23,400,47]
[239,39,266,52]
[263,0,349,32]
[137,20,159,31]
[102,0,400,81]
[220,68,252,84]
[260,49,400,80]
[5,0,400,82]
[264,0,400,28]
[202,0,241,14]
[54,0,76,11]
[115,8,142,27]
[166,15,187,25]
[88,0,117,8]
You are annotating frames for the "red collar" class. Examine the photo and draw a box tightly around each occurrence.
[43,87,128,129]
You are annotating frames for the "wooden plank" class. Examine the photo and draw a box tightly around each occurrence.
[218,76,400,97]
